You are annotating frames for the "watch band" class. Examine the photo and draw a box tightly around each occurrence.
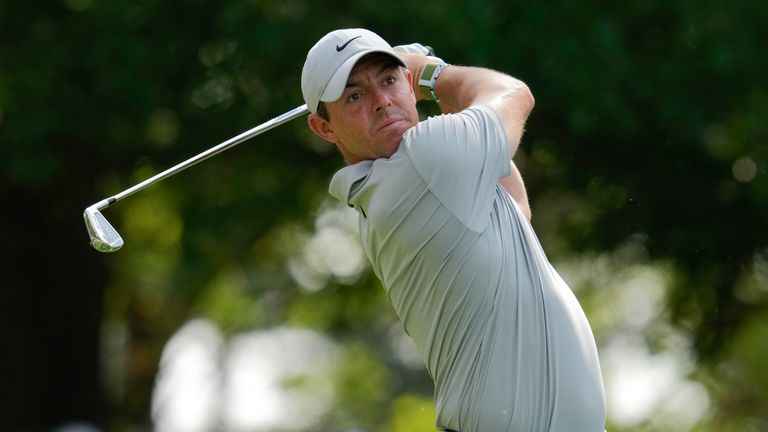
[418,62,450,101]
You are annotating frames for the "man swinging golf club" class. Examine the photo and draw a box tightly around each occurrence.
[302,28,606,432]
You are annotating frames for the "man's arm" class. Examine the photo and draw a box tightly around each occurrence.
[399,53,534,220]
[499,161,531,220]
[399,53,534,158]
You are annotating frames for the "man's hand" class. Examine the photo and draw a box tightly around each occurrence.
[393,43,444,63]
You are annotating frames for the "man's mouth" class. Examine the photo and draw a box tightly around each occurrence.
[377,118,402,132]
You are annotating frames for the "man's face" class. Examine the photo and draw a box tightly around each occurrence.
[308,54,419,164]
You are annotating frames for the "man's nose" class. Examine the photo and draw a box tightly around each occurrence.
[371,87,392,112]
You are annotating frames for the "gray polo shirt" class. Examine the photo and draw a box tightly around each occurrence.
[329,106,606,432]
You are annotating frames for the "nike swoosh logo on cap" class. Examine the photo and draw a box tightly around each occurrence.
[336,35,362,52]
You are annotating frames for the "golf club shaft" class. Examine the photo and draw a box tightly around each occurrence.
[89,104,309,211]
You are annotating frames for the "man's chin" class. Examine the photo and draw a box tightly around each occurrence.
[381,140,403,159]
[379,123,410,141]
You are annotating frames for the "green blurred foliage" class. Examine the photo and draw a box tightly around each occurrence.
[387,394,437,432]
[1,0,766,430]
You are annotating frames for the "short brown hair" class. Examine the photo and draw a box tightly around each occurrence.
[316,101,330,121]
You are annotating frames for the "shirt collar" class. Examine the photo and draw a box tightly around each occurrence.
[328,160,373,205]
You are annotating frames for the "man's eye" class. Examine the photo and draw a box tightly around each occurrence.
[348,92,361,102]
[384,76,396,85]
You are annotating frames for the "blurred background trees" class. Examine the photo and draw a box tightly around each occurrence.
[1,0,766,431]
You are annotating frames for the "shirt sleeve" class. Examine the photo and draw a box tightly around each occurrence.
[401,105,511,232]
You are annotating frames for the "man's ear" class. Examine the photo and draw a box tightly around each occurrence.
[307,114,338,144]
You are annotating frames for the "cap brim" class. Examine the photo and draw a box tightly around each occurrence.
[320,50,405,104]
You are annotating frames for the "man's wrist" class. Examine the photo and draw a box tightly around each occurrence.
[418,62,450,101]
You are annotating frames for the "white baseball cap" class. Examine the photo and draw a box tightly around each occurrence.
[301,28,405,114]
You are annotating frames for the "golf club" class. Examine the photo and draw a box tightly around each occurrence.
[84,104,309,252]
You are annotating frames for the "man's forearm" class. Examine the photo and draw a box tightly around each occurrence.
[400,53,534,158]
[433,65,529,114]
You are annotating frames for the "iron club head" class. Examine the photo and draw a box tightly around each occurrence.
[84,206,124,252]
[82,105,308,252]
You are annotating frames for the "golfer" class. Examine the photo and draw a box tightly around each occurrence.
[301,28,606,432]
